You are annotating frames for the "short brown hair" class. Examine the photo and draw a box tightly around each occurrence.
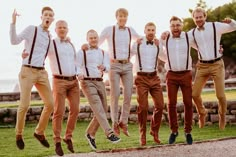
[145,22,156,29]
[169,16,182,23]
[41,6,54,15]
[86,29,98,37]
[115,8,128,17]
[192,7,207,17]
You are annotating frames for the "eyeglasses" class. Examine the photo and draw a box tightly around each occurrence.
[170,24,182,28]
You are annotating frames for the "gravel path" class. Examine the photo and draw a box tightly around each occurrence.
[52,137,236,157]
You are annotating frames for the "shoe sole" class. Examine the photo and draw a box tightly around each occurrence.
[110,138,121,144]
[85,135,96,151]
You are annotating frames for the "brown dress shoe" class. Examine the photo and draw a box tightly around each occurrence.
[119,122,130,136]
[219,114,226,130]
[16,135,25,150]
[34,133,50,148]
[199,112,207,128]
[150,131,161,144]
[55,142,64,156]
[63,139,74,153]
[113,122,120,136]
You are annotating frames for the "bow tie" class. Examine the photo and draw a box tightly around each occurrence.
[146,41,154,45]
[119,26,126,30]
[197,26,205,31]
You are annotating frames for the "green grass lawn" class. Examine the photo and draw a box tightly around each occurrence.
[0,121,236,157]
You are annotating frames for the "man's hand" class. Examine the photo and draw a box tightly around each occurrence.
[97,65,106,72]
[161,31,170,40]
[222,18,232,24]
[136,38,143,44]
[154,38,159,46]
[77,74,84,80]
[81,44,89,51]
[22,49,29,59]
[12,9,20,25]
[219,45,224,54]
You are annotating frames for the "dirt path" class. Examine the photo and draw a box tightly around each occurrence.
[52,137,236,157]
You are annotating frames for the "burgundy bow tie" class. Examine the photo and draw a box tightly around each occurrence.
[146,41,154,45]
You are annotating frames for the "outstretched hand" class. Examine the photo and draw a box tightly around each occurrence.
[222,18,232,24]
[12,9,20,25]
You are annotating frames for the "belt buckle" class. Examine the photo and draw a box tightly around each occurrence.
[68,77,73,81]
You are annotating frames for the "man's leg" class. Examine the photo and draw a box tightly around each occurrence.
[135,75,149,146]
[109,63,121,134]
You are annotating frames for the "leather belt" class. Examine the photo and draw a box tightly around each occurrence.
[169,70,190,74]
[137,71,157,77]
[83,77,103,81]
[23,65,45,70]
[199,57,221,64]
[53,75,77,81]
[111,59,130,64]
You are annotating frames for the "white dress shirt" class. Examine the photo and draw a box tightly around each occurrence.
[47,38,77,76]
[99,24,140,60]
[160,32,194,71]
[10,24,51,67]
[131,37,166,73]
[76,48,110,78]
[189,20,236,60]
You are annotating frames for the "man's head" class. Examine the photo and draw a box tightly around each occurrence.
[86,29,99,48]
[115,8,128,27]
[169,16,183,38]
[192,7,207,28]
[55,20,68,40]
[41,6,54,30]
[144,22,156,41]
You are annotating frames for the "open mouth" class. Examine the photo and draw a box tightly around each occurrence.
[46,20,49,24]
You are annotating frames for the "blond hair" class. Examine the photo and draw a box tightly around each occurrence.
[145,22,156,29]
[192,7,207,17]
[115,8,128,17]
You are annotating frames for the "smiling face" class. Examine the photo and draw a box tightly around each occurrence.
[144,23,156,41]
[87,30,99,48]
[170,20,183,38]
[41,7,54,30]
[192,7,207,28]
[115,8,128,27]
[55,20,68,40]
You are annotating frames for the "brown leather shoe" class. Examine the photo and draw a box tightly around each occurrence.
[119,122,130,136]
[34,133,50,148]
[199,112,207,128]
[63,138,74,153]
[150,131,161,144]
[219,114,226,130]
[55,142,64,156]
[113,122,120,136]
[16,135,24,150]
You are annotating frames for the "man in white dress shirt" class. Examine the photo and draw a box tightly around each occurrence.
[160,16,195,145]
[49,20,80,156]
[99,8,140,136]
[191,7,236,130]
[132,22,165,146]
[77,29,120,150]
[10,7,54,150]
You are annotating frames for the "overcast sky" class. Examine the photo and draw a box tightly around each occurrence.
[0,0,233,80]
